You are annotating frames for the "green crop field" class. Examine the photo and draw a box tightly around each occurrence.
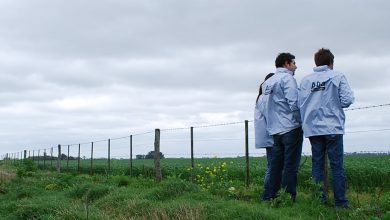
[1,155,389,219]
[22,154,390,190]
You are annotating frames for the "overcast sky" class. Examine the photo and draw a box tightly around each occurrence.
[1,0,390,158]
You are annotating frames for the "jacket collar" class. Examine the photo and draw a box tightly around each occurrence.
[275,67,293,75]
[313,65,330,72]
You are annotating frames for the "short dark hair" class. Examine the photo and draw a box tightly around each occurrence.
[275,53,295,68]
[314,48,334,66]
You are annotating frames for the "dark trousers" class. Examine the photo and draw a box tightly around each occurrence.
[309,134,349,207]
[262,127,303,200]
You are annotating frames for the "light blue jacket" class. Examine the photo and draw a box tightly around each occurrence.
[254,95,273,148]
[261,68,301,135]
[298,65,355,137]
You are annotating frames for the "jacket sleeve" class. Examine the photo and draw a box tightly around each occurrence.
[282,75,300,112]
[339,75,355,108]
[297,79,307,108]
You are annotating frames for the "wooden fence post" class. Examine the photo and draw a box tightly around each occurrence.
[190,127,194,182]
[38,150,40,168]
[78,144,81,173]
[154,129,162,182]
[57,144,61,172]
[129,135,133,177]
[108,139,111,176]
[50,147,53,169]
[43,149,46,169]
[90,142,94,175]
[67,145,70,172]
[245,120,249,187]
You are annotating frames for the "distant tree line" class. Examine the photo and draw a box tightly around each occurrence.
[25,151,165,160]
[24,151,166,160]
[27,153,80,160]
[136,151,164,159]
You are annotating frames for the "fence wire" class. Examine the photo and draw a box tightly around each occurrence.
[2,103,390,171]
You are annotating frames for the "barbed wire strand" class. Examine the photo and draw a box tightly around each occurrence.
[132,131,154,136]
[7,103,390,154]
[346,128,390,133]
[345,103,390,111]
[110,135,131,141]
[9,127,390,154]
[5,150,390,160]
[194,121,245,128]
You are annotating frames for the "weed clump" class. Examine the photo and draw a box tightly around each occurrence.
[12,196,64,219]
[269,188,295,208]
[45,183,60,191]
[145,179,199,201]
[0,186,7,194]
[68,183,111,202]
[15,186,42,200]
[112,175,131,187]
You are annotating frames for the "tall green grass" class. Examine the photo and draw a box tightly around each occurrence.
[0,164,389,219]
[21,155,390,191]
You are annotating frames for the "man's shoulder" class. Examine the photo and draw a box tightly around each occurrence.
[300,73,317,84]
[262,77,274,88]
[326,70,348,84]
[278,73,296,86]
[328,69,345,76]
[302,70,344,81]
[302,72,316,79]
[279,72,294,79]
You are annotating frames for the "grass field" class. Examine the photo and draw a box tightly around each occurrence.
[1,155,389,219]
[14,155,390,191]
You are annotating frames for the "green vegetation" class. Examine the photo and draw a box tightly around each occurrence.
[0,155,389,219]
[20,155,390,190]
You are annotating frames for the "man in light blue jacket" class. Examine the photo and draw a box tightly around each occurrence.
[299,48,354,208]
[261,53,303,202]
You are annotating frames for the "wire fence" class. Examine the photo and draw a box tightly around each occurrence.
[1,103,390,185]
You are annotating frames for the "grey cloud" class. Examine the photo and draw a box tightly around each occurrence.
[2,1,389,58]
[1,0,390,155]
